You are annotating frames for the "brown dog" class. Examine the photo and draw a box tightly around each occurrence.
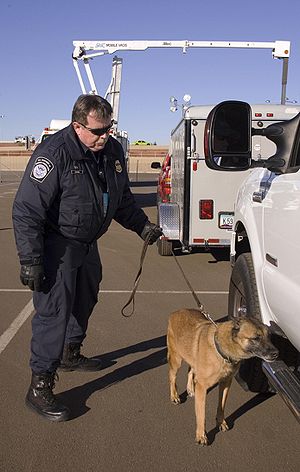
[167,309,278,445]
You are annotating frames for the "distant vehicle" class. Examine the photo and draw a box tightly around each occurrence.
[15,136,25,144]
[152,154,172,203]
[132,140,152,145]
[37,119,71,145]
[15,136,35,144]
[15,136,35,149]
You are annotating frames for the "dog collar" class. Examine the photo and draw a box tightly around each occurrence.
[214,333,238,365]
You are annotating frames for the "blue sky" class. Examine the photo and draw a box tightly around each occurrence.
[1,0,300,144]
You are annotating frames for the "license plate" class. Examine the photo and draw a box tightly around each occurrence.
[219,212,234,229]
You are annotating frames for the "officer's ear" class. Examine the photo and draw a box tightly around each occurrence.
[72,122,80,132]
[73,122,82,138]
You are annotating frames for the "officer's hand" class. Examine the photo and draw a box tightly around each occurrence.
[20,264,45,292]
[140,222,163,245]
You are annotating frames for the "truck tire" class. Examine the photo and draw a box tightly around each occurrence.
[157,238,173,256]
[228,252,261,319]
[228,253,270,393]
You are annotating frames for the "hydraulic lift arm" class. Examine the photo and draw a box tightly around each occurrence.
[72,39,291,130]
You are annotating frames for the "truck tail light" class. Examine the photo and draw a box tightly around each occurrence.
[200,200,213,219]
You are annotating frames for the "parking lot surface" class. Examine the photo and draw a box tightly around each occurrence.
[0,174,299,472]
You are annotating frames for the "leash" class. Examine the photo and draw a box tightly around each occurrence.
[121,232,152,317]
[170,249,217,327]
[121,235,218,327]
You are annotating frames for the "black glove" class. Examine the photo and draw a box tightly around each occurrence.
[140,222,163,245]
[20,264,45,292]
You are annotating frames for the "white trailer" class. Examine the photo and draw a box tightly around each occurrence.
[157,103,300,255]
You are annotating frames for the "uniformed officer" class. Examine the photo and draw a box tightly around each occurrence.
[12,94,162,422]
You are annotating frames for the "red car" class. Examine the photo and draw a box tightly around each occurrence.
[157,154,171,203]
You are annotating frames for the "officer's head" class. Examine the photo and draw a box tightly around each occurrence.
[72,94,113,152]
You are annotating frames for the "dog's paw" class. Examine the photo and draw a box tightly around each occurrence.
[171,395,181,405]
[218,419,229,432]
[186,387,194,397]
[196,434,208,446]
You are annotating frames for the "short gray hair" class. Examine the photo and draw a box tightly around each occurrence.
[72,94,113,124]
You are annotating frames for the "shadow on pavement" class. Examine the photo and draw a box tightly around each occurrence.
[206,392,274,446]
[171,246,230,262]
[60,335,167,419]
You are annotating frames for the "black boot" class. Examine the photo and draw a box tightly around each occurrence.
[59,343,103,372]
[26,372,70,422]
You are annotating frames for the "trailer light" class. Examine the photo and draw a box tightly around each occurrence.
[200,200,213,219]
[193,161,198,171]
[255,113,262,117]
[207,238,220,244]
[193,238,205,243]
[266,113,274,117]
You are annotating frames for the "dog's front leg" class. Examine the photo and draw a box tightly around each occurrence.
[168,351,182,404]
[194,382,208,445]
[216,377,233,432]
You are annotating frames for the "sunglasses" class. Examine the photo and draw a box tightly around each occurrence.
[77,120,114,136]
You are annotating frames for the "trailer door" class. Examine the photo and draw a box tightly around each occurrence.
[188,119,249,247]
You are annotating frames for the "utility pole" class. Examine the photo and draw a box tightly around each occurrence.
[0,114,5,141]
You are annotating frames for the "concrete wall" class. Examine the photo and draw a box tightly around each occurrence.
[0,155,31,171]
[0,144,168,173]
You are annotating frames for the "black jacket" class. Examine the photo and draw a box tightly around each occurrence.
[12,125,148,264]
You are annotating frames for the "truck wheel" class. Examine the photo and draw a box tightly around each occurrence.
[157,238,173,256]
[228,252,261,319]
[228,253,270,393]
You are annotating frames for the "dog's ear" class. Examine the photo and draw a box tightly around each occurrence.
[232,318,241,338]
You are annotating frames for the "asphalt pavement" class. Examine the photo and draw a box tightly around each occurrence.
[0,174,299,472]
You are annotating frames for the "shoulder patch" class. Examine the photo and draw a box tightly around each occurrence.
[30,157,54,183]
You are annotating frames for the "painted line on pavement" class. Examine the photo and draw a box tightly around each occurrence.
[0,289,228,294]
[0,298,34,355]
[0,289,228,355]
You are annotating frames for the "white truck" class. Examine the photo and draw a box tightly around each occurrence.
[37,119,71,144]
[204,100,300,422]
[155,103,300,256]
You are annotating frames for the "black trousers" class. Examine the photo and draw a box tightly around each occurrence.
[31,233,102,374]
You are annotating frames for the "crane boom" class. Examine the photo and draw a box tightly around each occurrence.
[72,39,291,130]
[72,39,290,59]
